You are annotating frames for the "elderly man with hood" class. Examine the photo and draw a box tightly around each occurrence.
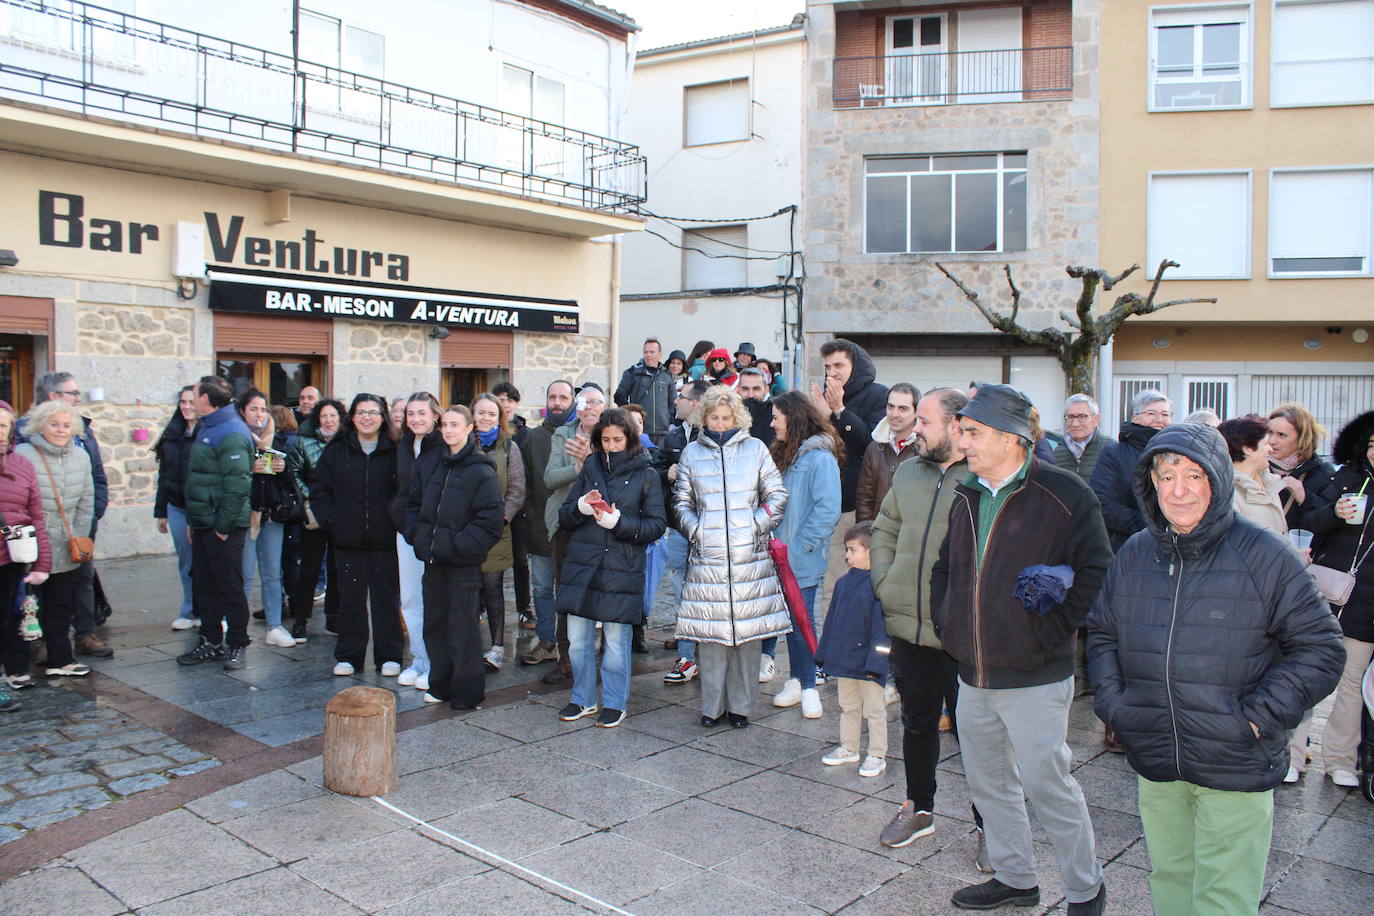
[1087,423,1343,915]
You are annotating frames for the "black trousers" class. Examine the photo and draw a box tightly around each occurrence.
[281,523,302,619]
[293,526,339,622]
[0,563,28,676]
[422,563,484,709]
[333,546,402,670]
[889,637,978,822]
[479,570,506,648]
[510,512,530,612]
[192,528,249,648]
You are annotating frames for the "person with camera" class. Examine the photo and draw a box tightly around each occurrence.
[236,388,299,649]
[0,402,51,704]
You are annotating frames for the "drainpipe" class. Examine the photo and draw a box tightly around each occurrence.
[608,236,622,388]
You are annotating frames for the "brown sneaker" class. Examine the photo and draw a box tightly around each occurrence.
[541,660,572,685]
[76,634,114,658]
[1103,728,1125,754]
[522,640,559,666]
[879,801,935,848]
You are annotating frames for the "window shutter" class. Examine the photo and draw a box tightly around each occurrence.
[1273,0,1374,106]
[1271,170,1371,260]
[684,80,750,146]
[682,225,748,289]
[1148,173,1249,277]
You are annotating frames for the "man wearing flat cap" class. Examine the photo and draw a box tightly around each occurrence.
[931,384,1113,914]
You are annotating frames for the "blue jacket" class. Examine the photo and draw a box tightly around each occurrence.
[774,435,841,588]
[815,567,888,683]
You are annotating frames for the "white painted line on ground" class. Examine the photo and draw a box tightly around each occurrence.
[370,795,635,915]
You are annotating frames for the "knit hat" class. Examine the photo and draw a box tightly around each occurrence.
[957,384,1034,441]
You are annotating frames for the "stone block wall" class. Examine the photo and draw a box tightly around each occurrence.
[517,330,611,416]
[77,305,192,358]
[346,322,426,365]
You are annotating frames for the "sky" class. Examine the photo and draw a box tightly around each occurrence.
[608,0,806,51]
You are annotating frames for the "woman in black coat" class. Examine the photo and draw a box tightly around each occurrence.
[556,408,666,728]
[153,385,198,630]
[310,393,401,678]
[1299,410,1374,788]
[405,405,504,709]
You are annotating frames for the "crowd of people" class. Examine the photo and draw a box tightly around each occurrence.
[0,339,1369,914]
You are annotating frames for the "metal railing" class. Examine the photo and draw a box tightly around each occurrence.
[833,47,1073,108]
[0,0,647,212]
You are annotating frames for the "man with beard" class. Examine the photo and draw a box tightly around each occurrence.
[519,380,576,668]
[870,388,988,859]
[737,368,774,446]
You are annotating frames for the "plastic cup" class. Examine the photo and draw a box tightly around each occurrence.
[1343,493,1368,525]
[1289,529,1313,549]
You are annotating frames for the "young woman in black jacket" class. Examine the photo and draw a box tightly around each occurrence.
[310,393,401,678]
[556,408,666,728]
[153,385,197,630]
[389,391,441,692]
[406,405,504,709]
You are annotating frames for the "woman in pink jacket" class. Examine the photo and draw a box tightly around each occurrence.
[0,402,52,708]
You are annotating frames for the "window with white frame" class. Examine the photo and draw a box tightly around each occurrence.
[1147,172,1251,278]
[683,79,750,147]
[683,225,748,289]
[1116,377,1168,428]
[1272,0,1374,106]
[1150,4,1250,109]
[1269,168,1373,275]
[1185,377,1234,419]
[299,9,384,77]
[865,153,1027,254]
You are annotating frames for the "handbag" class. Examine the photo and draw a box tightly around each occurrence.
[34,448,95,563]
[1310,524,1374,608]
[269,476,307,525]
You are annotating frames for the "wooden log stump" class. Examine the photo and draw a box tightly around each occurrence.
[323,686,397,797]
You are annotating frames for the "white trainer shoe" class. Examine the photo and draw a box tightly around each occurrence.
[332,661,355,676]
[884,682,899,705]
[800,687,823,719]
[397,668,418,687]
[171,617,195,630]
[1282,766,1301,784]
[859,756,887,778]
[422,692,443,704]
[483,646,504,671]
[415,673,429,691]
[1330,768,1359,788]
[759,655,776,683]
[380,661,401,677]
[821,745,861,766]
[773,678,802,708]
[264,627,297,648]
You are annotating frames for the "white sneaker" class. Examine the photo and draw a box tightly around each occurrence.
[332,661,355,676]
[773,678,802,708]
[415,673,430,692]
[859,756,887,778]
[822,745,861,766]
[264,627,297,648]
[422,692,443,704]
[380,661,401,677]
[759,656,776,683]
[801,687,822,719]
[884,682,899,705]
[483,646,504,671]
[397,668,418,687]
[1283,766,1301,784]
[171,617,195,630]
[1330,768,1359,788]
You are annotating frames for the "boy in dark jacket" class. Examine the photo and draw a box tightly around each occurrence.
[815,522,889,778]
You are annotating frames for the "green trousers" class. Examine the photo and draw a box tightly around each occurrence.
[1137,776,1273,916]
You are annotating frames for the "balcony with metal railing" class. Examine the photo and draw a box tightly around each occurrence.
[0,0,647,215]
[833,46,1073,108]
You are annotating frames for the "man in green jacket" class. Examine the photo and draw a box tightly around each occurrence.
[870,387,982,856]
[178,376,254,671]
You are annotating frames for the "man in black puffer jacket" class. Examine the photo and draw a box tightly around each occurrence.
[1087,423,1343,916]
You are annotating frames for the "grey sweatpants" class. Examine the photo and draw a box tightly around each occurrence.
[957,675,1102,904]
[698,640,763,719]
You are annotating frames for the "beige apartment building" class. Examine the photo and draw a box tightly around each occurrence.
[0,0,644,556]
[1101,0,1374,435]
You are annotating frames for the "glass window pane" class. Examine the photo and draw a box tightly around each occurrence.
[866,176,907,252]
[535,76,564,123]
[343,26,384,77]
[299,12,340,68]
[892,19,914,49]
[1156,25,1194,72]
[1003,171,1027,251]
[217,359,257,401]
[502,64,532,116]
[867,157,928,174]
[920,16,942,47]
[269,361,313,407]
[933,154,997,171]
[1004,153,1027,169]
[909,173,952,252]
[1272,257,1365,273]
[955,173,998,252]
[1201,22,1240,73]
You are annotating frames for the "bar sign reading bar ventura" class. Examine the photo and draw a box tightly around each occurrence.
[207,266,580,334]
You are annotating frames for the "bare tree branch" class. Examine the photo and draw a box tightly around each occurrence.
[1099,264,1140,291]
[1003,265,1022,325]
[1059,310,1083,330]
[936,263,1064,351]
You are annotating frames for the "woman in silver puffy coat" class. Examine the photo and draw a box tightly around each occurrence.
[673,385,789,728]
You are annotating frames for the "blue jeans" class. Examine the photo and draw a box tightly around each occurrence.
[397,532,428,675]
[643,537,666,617]
[568,615,632,712]
[166,503,194,619]
[242,519,285,628]
[663,528,695,662]
[528,553,556,643]
[762,584,817,688]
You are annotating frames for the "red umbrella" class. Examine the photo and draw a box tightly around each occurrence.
[768,539,818,654]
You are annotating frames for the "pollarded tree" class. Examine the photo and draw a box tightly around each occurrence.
[935,259,1217,400]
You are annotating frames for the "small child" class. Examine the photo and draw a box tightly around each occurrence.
[814,521,889,777]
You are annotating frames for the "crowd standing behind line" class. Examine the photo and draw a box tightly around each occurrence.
[0,342,1364,915]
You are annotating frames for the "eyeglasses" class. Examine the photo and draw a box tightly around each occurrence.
[353,409,383,418]
[1138,409,1173,420]
[1064,413,1094,422]
[56,389,80,397]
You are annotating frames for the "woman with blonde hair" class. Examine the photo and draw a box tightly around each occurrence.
[674,385,788,727]
[472,392,525,671]
[1268,402,1334,530]
[16,399,94,677]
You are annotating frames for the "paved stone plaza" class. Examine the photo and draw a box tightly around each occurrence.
[0,555,1369,914]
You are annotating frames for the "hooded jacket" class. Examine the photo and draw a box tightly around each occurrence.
[405,437,504,576]
[0,428,53,573]
[389,428,441,538]
[771,435,841,588]
[153,413,196,517]
[1086,423,1344,792]
[183,404,253,535]
[1299,413,1374,641]
[870,455,968,649]
[855,417,919,523]
[828,343,889,513]
[556,449,667,624]
[614,359,675,443]
[309,430,398,550]
[672,428,789,646]
[17,432,94,574]
[1091,422,1160,550]
[704,347,739,387]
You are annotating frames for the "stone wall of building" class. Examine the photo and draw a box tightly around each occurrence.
[346,323,427,365]
[77,305,193,358]
[518,329,612,403]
